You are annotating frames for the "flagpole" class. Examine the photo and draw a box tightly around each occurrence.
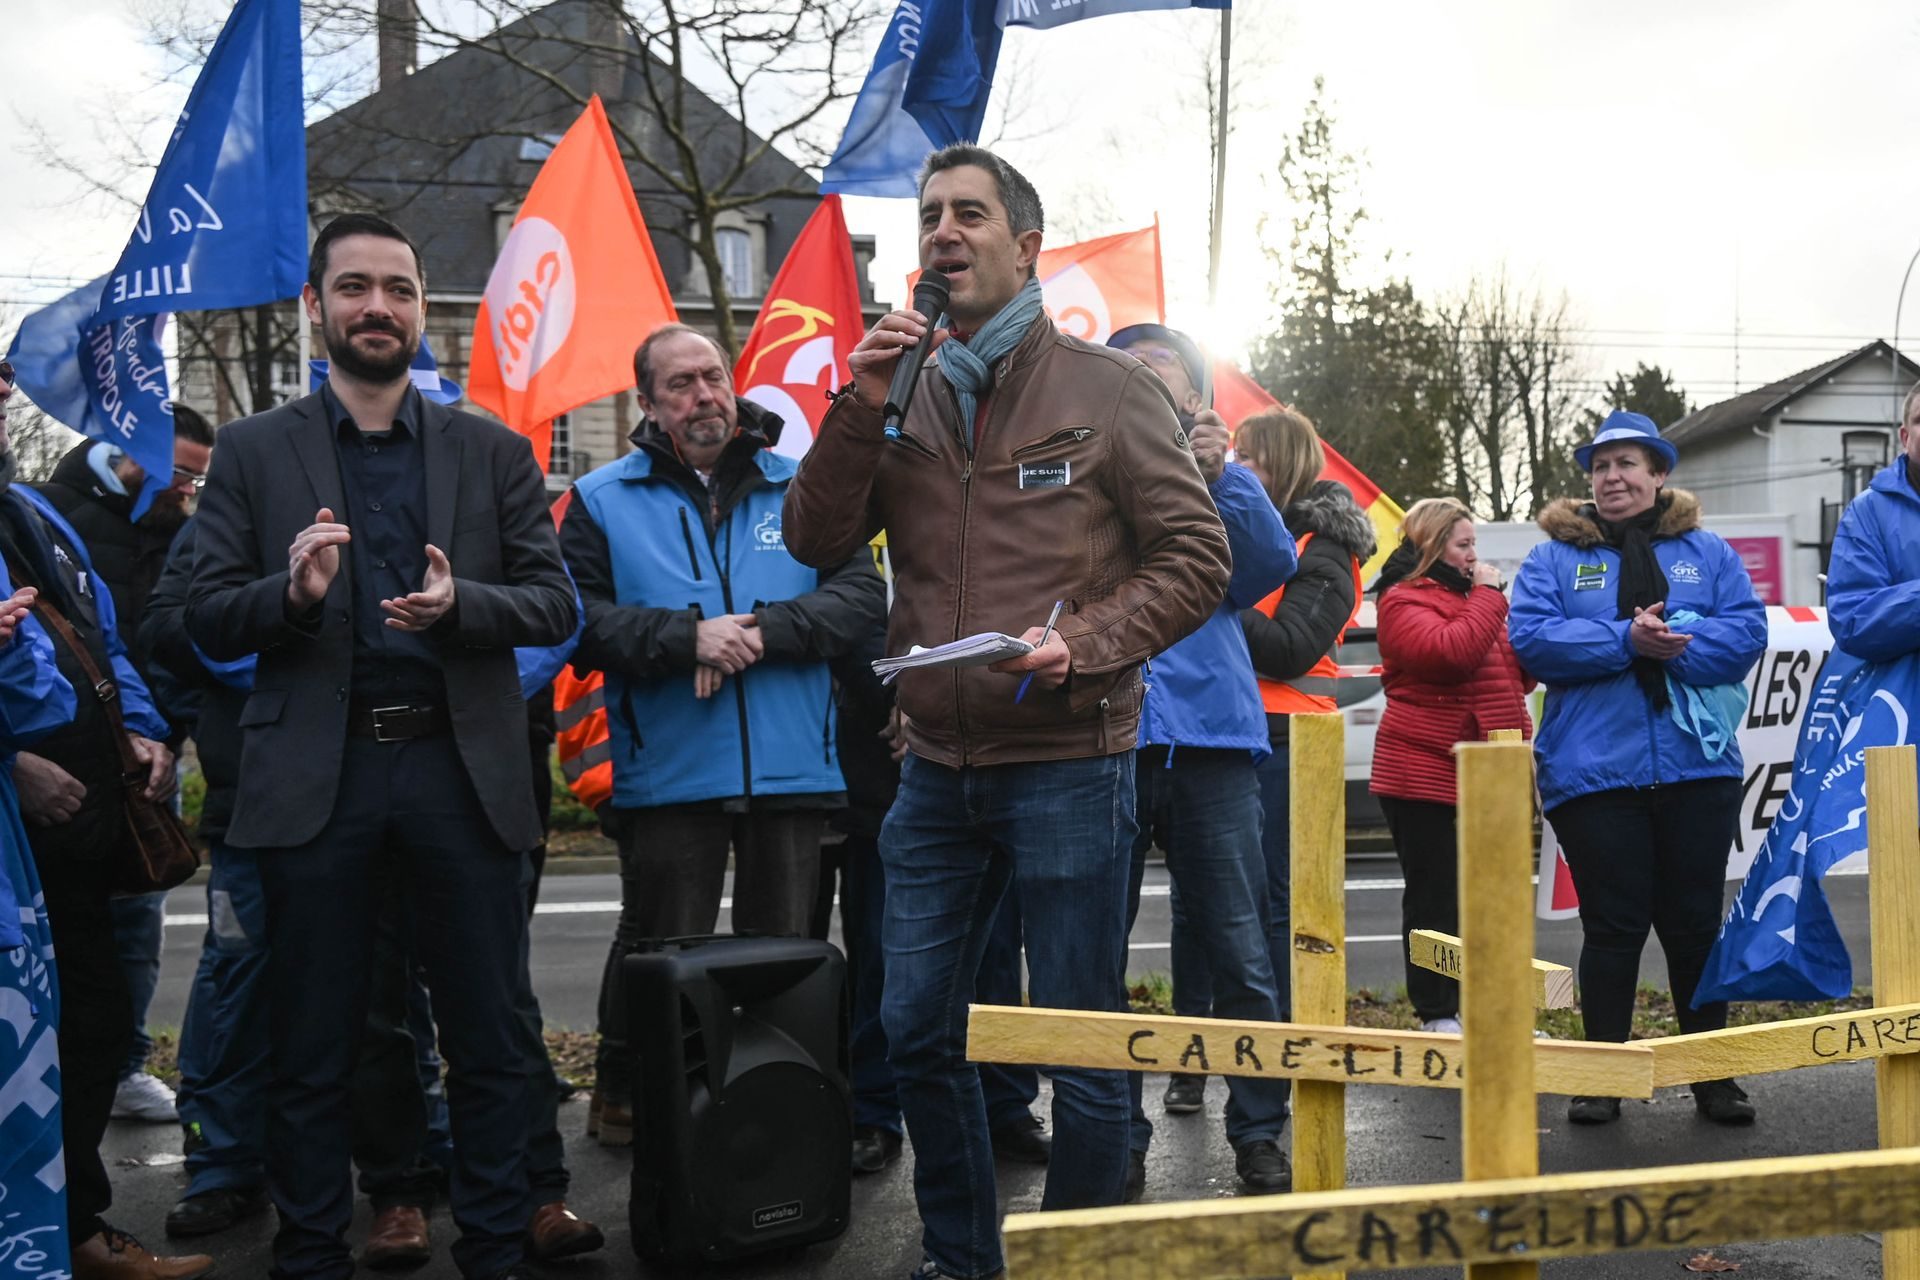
[1207,8,1231,307]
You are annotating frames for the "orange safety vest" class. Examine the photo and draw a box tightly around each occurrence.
[553,665,613,812]
[1253,532,1363,714]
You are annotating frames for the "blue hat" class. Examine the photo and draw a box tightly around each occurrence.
[1109,324,1212,411]
[309,333,463,405]
[1575,410,1678,474]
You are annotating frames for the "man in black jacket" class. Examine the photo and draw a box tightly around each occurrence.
[37,406,214,1126]
[186,212,576,1280]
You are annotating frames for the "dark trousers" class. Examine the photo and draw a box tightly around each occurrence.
[594,807,825,1098]
[1378,795,1463,1023]
[1548,778,1739,1046]
[1175,742,1297,1022]
[831,832,1038,1135]
[33,847,132,1244]
[257,735,533,1280]
[1124,746,1290,1154]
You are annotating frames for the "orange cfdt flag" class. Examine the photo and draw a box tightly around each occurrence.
[469,95,676,472]
[734,194,867,462]
[905,221,1164,344]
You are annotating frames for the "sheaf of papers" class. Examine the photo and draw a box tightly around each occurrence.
[873,633,1035,685]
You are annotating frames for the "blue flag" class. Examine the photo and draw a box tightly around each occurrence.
[6,0,305,518]
[0,795,67,1279]
[1694,647,1919,1003]
[7,278,173,466]
[823,0,1225,196]
[997,0,1227,30]
[95,0,307,326]
[823,0,1002,198]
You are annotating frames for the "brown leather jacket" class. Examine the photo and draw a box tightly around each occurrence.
[783,313,1231,766]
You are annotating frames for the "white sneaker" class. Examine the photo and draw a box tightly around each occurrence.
[1420,1017,1464,1036]
[111,1071,178,1122]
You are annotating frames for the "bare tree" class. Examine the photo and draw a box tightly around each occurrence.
[302,0,877,356]
[1431,272,1588,519]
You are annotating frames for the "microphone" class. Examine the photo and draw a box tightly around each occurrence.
[883,270,950,439]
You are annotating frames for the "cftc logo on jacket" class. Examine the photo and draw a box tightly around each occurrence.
[753,511,785,550]
[1669,560,1703,584]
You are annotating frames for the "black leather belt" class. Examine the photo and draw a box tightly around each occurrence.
[348,703,450,742]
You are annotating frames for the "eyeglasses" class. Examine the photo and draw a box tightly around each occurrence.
[172,466,207,491]
[0,360,14,386]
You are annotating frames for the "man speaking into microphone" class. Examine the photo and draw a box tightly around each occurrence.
[784,144,1229,1280]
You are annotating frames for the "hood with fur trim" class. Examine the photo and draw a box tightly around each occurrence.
[1283,479,1378,562]
[1536,489,1702,549]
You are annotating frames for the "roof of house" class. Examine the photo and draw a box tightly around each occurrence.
[1665,340,1920,446]
[304,0,821,295]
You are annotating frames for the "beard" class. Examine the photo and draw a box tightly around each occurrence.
[137,498,189,535]
[322,312,419,384]
[0,447,18,492]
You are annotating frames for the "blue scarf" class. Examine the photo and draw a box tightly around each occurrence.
[938,275,1046,438]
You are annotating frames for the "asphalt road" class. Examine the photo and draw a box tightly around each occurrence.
[106,860,1883,1279]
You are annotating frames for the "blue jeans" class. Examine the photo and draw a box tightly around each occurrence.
[177,845,271,1195]
[112,890,168,1079]
[1168,741,1293,1022]
[881,752,1136,1280]
[1125,746,1290,1154]
[844,829,1040,1135]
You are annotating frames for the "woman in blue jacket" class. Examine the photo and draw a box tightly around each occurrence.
[1509,411,1766,1127]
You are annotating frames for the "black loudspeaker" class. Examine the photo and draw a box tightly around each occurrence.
[625,935,851,1266]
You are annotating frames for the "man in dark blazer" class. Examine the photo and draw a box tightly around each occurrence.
[186,212,576,1280]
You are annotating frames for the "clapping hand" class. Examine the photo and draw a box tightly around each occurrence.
[382,545,457,632]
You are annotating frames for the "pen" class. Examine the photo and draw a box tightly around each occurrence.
[1015,599,1066,704]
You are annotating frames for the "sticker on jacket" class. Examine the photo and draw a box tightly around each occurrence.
[1573,562,1608,591]
[1019,461,1071,489]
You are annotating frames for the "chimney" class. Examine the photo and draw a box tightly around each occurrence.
[378,0,418,89]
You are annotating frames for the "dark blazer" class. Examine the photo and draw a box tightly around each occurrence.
[185,391,576,851]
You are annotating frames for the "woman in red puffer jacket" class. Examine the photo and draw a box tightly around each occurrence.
[1370,497,1533,1033]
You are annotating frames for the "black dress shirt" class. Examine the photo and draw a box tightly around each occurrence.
[321,384,444,705]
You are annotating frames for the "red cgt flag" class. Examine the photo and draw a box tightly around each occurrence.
[469,95,676,472]
[735,194,866,462]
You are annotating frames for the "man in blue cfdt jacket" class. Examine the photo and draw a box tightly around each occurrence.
[560,323,887,1143]
[1828,382,1920,662]
[1108,325,1299,1200]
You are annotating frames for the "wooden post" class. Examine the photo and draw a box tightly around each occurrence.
[1290,711,1346,1280]
[1457,740,1539,1280]
[1870,744,1920,1280]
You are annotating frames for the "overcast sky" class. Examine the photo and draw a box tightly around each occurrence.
[11,0,1920,422]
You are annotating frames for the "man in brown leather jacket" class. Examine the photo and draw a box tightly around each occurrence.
[784,143,1230,1280]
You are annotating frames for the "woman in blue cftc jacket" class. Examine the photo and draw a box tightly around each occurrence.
[1509,411,1766,1129]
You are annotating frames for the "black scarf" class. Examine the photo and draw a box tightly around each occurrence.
[1372,540,1475,597]
[1585,493,1671,710]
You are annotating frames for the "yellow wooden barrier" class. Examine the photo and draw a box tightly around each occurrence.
[1645,1001,1920,1086]
[1869,744,1920,1280]
[1289,711,1346,1280]
[966,1006,1654,1097]
[1000,1146,1920,1278]
[1457,741,1538,1280]
[1408,929,1576,1009]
